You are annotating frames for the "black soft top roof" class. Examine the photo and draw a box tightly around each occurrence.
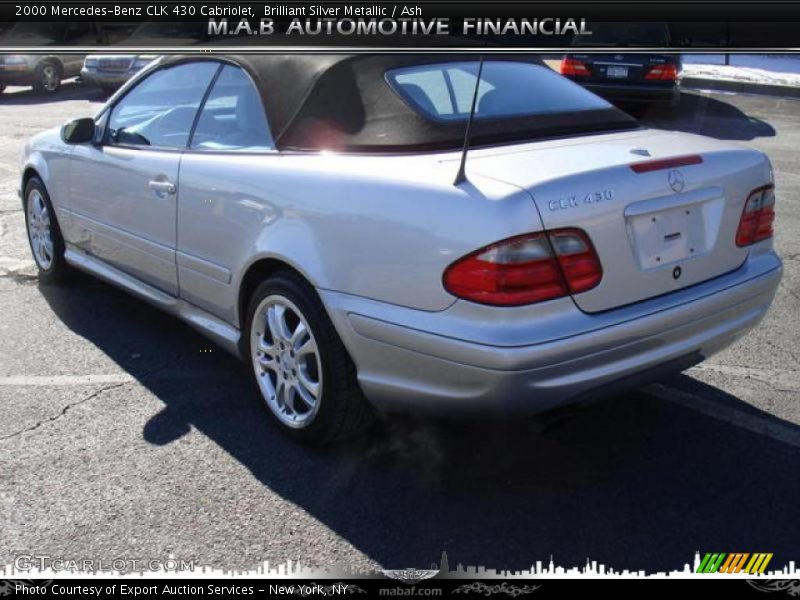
[160,54,639,152]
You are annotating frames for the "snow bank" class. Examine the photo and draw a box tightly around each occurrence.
[682,54,800,88]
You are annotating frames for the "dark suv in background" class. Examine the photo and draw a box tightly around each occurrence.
[560,23,681,110]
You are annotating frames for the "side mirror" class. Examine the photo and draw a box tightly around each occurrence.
[62,118,96,144]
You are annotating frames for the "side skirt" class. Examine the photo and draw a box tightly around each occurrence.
[64,245,243,359]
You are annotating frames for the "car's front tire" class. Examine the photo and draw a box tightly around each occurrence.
[32,61,61,94]
[24,177,68,283]
[245,271,375,443]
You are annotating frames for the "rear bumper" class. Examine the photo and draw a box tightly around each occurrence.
[321,251,782,416]
[582,81,680,105]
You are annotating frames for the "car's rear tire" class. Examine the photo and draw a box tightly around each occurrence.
[245,271,375,443]
[32,61,61,94]
[24,177,69,283]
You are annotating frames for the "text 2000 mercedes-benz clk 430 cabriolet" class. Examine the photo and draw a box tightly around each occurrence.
[21,55,782,442]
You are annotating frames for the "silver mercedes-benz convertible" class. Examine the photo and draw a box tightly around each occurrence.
[20,54,782,442]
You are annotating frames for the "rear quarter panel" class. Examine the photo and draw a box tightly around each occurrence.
[175,151,543,325]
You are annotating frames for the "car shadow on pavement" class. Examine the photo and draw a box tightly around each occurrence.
[40,271,800,574]
[634,92,776,141]
[0,81,106,105]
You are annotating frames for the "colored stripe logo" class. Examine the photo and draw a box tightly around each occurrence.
[697,553,774,574]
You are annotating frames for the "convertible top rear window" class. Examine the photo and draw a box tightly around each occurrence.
[155,55,640,153]
[387,61,613,123]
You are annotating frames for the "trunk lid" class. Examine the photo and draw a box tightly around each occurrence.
[467,129,772,313]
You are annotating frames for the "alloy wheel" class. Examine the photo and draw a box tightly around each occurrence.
[40,65,59,92]
[250,295,323,428]
[26,189,54,270]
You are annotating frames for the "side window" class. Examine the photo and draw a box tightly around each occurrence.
[190,65,273,151]
[107,62,219,149]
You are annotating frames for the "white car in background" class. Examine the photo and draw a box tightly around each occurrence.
[19,55,782,443]
[80,23,206,94]
[81,54,157,94]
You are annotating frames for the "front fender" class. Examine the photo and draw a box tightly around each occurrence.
[21,151,51,192]
[20,128,73,232]
[20,151,53,213]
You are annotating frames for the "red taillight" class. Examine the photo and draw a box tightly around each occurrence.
[443,229,602,306]
[736,185,776,247]
[645,63,679,81]
[630,154,703,173]
[560,57,591,77]
[549,230,604,294]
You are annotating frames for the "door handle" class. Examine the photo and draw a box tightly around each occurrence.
[148,180,176,196]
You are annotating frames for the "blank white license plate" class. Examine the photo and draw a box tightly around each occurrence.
[606,66,629,78]
[628,204,708,270]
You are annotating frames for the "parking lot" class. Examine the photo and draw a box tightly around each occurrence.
[0,81,798,575]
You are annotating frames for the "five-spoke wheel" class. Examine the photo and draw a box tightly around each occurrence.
[245,272,374,443]
[24,177,67,282]
[26,188,54,270]
[35,62,61,94]
[250,295,323,429]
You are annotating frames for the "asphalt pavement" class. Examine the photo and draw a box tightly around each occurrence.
[0,81,798,575]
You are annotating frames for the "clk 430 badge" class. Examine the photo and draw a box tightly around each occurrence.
[548,189,615,211]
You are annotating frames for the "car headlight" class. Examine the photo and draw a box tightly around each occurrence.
[132,56,155,70]
[84,57,98,68]
[2,55,28,65]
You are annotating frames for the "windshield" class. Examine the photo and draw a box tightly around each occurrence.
[386,61,612,123]
[573,23,670,47]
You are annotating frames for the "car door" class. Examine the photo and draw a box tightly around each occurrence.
[68,61,220,295]
[176,64,275,322]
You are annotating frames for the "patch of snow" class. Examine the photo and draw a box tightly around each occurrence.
[682,54,800,87]
[682,54,800,72]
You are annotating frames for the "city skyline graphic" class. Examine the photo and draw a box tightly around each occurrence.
[3,550,800,580]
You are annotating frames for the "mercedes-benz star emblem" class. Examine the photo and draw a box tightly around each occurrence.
[668,169,685,193]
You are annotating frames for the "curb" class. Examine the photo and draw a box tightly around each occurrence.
[681,76,800,99]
